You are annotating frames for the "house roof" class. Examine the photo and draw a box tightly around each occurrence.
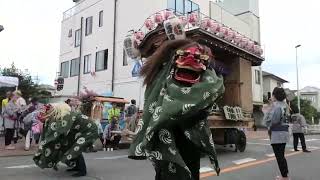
[262,71,288,83]
[300,86,320,93]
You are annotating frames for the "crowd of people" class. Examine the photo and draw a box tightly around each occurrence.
[1,90,142,153]
[1,90,43,150]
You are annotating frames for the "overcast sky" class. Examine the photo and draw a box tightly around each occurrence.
[0,0,319,90]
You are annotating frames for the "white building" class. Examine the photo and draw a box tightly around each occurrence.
[57,0,263,110]
[262,71,288,99]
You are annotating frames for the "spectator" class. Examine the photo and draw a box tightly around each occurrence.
[264,87,290,180]
[291,105,311,152]
[108,103,120,123]
[1,91,12,111]
[2,94,19,150]
[103,118,121,151]
[125,99,138,124]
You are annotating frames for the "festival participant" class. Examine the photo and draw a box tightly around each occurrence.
[103,118,122,151]
[128,39,224,180]
[2,93,18,150]
[264,87,290,180]
[33,102,98,177]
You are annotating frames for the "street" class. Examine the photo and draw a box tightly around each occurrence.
[0,134,319,180]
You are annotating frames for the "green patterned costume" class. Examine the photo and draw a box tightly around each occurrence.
[33,112,98,169]
[128,50,225,179]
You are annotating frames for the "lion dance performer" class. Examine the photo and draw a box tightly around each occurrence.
[127,35,225,179]
[33,97,98,177]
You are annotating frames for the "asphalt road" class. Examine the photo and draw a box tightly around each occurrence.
[0,135,320,180]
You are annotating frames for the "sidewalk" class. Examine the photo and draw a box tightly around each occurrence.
[0,137,37,157]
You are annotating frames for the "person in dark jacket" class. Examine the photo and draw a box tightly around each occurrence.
[264,87,290,180]
[290,105,311,152]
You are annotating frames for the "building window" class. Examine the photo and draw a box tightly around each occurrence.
[85,16,93,36]
[255,70,261,84]
[70,58,80,76]
[99,11,103,27]
[60,61,69,78]
[68,29,72,38]
[96,49,108,71]
[84,54,91,74]
[75,29,81,47]
[168,0,200,14]
[123,49,128,66]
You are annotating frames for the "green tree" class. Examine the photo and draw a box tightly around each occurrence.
[0,63,52,106]
[291,97,320,124]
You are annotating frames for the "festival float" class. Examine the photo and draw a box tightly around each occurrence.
[124,9,264,152]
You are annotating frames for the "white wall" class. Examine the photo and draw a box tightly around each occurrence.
[215,0,259,17]
[59,0,116,96]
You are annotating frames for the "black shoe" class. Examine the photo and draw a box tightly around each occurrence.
[294,149,300,151]
[303,150,311,153]
[72,172,87,177]
[66,168,79,172]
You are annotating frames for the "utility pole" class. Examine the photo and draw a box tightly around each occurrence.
[295,44,301,113]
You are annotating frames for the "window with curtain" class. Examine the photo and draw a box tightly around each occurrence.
[95,49,108,71]
[60,61,69,78]
[99,11,103,27]
[85,16,93,36]
[255,70,261,84]
[70,58,80,76]
[84,54,91,74]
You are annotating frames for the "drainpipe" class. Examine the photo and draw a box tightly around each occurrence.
[111,0,118,93]
[77,17,83,96]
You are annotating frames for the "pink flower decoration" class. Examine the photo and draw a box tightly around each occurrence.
[234,33,242,44]
[134,31,145,41]
[239,37,249,48]
[144,17,155,30]
[246,41,254,51]
[210,21,220,33]
[179,16,188,27]
[164,10,174,20]
[200,17,212,30]
[188,12,199,26]
[154,12,164,24]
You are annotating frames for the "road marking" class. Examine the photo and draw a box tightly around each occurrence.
[260,139,270,141]
[305,139,320,142]
[232,158,256,165]
[5,164,37,169]
[200,167,214,173]
[94,155,128,160]
[247,142,270,146]
[200,151,302,179]
[265,153,275,157]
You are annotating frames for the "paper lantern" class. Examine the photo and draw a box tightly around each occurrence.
[154,12,164,24]
[200,17,212,30]
[123,31,140,59]
[188,12,199,26]
[144,17,155,30]
[164,10,174,20]
[164,16,186,40]
[210,21,220,34]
